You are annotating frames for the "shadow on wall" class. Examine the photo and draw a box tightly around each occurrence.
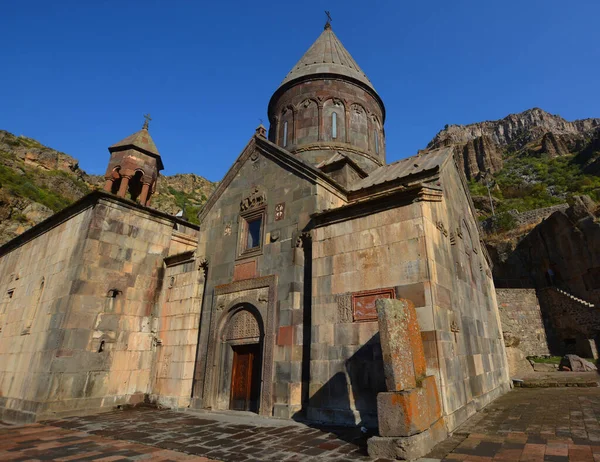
[291,332,385,447]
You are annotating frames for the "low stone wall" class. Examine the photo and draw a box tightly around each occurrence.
[496,288,549,356]
[509,204,569,227]
[536,287,600,356]
[484,204,569,231]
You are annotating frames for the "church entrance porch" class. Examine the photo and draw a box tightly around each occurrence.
[230,343,261,412]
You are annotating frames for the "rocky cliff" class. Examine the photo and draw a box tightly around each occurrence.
[426,108,600,181]
[0,130,216,246]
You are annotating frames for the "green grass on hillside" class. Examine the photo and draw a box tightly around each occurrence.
[0,161,86,212]
[470,153,600,220]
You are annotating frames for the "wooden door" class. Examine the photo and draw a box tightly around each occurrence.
[230,343,260,412]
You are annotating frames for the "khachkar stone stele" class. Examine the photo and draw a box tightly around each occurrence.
[367,298,448,461]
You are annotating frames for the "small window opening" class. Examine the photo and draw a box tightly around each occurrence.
[98,340,105,353]
[246,217,262,250]
[107,289,121,298]
[374,130,379,154]
[332,112,337,139]
[283,121,288,147]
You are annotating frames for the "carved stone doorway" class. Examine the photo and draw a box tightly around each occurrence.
[230,343,261,412]
[214,305,264,413]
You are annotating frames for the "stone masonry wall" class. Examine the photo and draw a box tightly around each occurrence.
[0,205,95,424]
[311,202,428,426]
[0,196,198,423]
[421,160,510,432]
[537,287,600,354]
[151,256,204,409]
[496,288,550,356]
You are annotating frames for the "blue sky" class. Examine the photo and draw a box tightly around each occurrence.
[1,1,599,182]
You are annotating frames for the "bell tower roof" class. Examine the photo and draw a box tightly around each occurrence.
[277,24,377,94]
[109,118,163,170]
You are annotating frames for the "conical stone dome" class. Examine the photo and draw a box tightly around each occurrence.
[268,24,386,174]
[277,24,377,95]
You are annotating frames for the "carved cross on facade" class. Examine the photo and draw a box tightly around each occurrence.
[143,113,152,130]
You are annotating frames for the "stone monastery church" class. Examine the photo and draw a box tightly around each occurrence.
[0,22,510,456]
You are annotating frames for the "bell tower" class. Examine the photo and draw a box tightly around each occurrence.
[103,115,164,206]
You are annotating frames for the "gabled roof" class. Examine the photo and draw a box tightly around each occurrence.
[348,147,454,192]
[197,134,348,223]
[277,25,376,94]
[316,152,368,178]
[109,127,163,170]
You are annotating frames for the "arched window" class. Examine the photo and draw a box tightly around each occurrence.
[283,121,288,148]
[374,130,379,154]
[332,112,337,139]
[111,167,122,194]
[129,170,144,202]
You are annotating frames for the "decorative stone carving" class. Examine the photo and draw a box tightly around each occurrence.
[224,309,260,341]
[449,231,456,246]
[240,187,266,212]
[275,203,285,221]
[352,288,396,322]
[352,104,363,114]
[436,221,448,237]
[198,258,209,276]
[270,230,280,242]
[295,231,312,248]
[456,223,464,239]
[224,223,232,236]
[336,293,353,323]
[450,320,460,333]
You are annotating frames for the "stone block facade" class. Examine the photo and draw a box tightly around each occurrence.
[309,157,510,432]
[0,192,200,423]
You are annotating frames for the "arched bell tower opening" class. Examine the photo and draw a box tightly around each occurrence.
[128,170,144,202]
[215,304,264,413]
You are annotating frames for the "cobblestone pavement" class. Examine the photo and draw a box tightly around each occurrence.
[2,407,392,462]
[2,388,600,461]
[0,422,214,461]
[425,388,600,461]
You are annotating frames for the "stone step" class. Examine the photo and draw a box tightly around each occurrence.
[513,381,598,388]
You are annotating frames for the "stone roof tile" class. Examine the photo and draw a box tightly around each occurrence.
[348,147,453,192]
[278,25,376,93]
[110,127,160,157]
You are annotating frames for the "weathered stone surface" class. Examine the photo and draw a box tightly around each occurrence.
[377,376,442,437]
[376,298,426,391]
[560,354,597,372]
[497,289,549,356]
[504,346,534,376]
[368,418,447,461]
[533,362,557,372]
